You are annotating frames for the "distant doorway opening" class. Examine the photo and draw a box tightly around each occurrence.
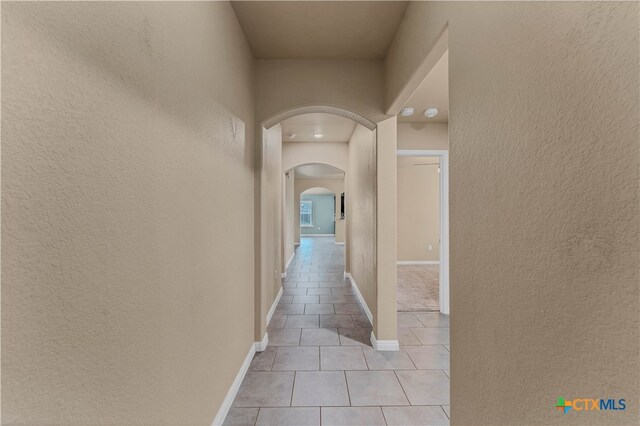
[397,150,449,314]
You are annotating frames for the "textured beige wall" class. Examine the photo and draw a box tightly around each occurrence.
[282,142,349,173]
[397,123,449,151]
[384,2,449,113]
[397,157,440,262]
[346,125,377,321]
[2,2,255,424]
[256,59,386,126]
[388,1,639,424]
[374,117,398,340]
[295,179,346,244]
[259,124,283,340]
[282,171,295,272]
[254,123,289,341]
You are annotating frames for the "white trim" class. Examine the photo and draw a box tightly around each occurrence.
[263,105,377,131]
[370,331,400,351]
[255,332,269,352]
[347,274,400,351]
[265,287,283,327]
[397,260,439,265]
[345,273,373,325]
[397,149,450,315]
[300,234,335,237]
[282,252,296,278]
[211,342,256,426]
[440,151,450,315]
[334,242,345,245]
[397,150,446,157]
[285,252,295,271]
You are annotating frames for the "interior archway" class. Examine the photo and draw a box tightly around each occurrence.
[299,186,339,237]
[288,165,347,262]
[257,108,378,349]
[262,105,376,131]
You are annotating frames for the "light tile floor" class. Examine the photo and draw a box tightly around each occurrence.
[226,237,450,426]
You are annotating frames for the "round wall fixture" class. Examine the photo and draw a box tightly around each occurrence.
[424,108,439,118]
[400,107,415,117]
[287,133,296,139]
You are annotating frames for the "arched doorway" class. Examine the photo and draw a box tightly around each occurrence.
[255,107,390,351]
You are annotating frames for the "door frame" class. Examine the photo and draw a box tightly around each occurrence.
[396,149,450,315]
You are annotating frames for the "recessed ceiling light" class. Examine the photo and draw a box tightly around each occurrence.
[313,132,323,139]
[287,133,296,139]
[400,107,415,117]
[424,108,439,118]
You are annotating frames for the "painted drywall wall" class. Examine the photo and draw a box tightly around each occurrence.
[397,157,440,262]
[374,117,398,341]
[397,123,448,151]
[2,2,255,424]
[259,124,283,341]
[295,179,345,245]
[387,1,639,424]
[256,59,387,126]
[346,125,377,322]
[282,142,348,173]
[282,171,295,272]
[300,194,335,235]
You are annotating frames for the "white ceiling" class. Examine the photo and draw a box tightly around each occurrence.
[231,1,409,59]
[295,164,345,180]
[281,113,357,143]
[398,51,449,123]
[302,187,335,195]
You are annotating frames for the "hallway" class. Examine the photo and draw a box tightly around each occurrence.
[226,237,450,425]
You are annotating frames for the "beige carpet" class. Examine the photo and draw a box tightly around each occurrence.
[397,265,439,312]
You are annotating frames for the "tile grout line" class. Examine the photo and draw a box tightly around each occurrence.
[253,407,260,426]
[270,346,279,371]
[440,404,450,420]
[361,345,371,370]
[290,370,297,407]
[380,405,390,426]
[393,369,413,406]
[404,348,419,370]
[344,370,352,407]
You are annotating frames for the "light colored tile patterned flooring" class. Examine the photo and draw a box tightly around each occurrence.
[226,237,450,426]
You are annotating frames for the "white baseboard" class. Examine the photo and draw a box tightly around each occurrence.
[346,273,399,352]
[211,342,256,426]
[334,242,345,245]
[345,272,373,325]
[255,332,269,352]
[285,252,295,271]
[265,287,283,327]
[301,234,335,237]
[370,331,400,351]
[397,260,440,265]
